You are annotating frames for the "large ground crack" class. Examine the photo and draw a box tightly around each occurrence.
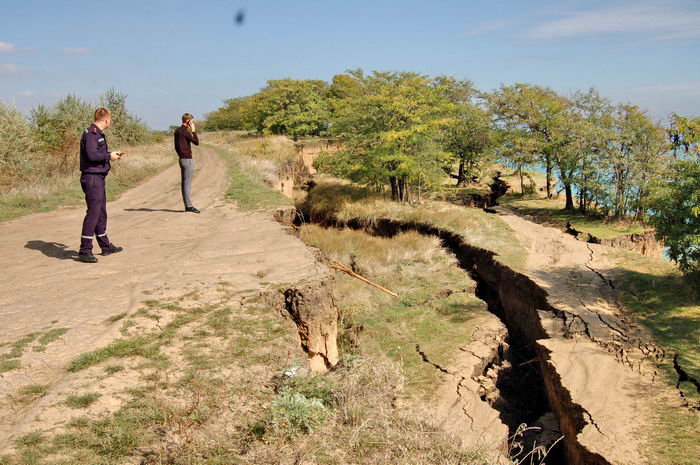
[297,210,624,464]
[673,353,700,409]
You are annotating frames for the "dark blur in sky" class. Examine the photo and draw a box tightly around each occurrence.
[1,0,698,129]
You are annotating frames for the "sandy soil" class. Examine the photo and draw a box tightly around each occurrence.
[0,146,327,449]
[497,209,673,465]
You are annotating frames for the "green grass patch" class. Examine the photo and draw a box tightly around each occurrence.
[0,359,21,374]
[65,393,102,409]
[105,312,128,324]
[33,328,69,352]
[68,299,216,372]
[104,364,125,375]
[608,248,700,463]
[208,144,291,211]
[19,384,49,397]
[15,432,44,448]
[608,249,700,390]
[645,401,700,465]
[1,333,40,360]
[67,336,156,372]
[500,194,645,240]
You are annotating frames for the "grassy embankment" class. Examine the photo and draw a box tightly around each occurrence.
[604,248,700,464]
[205,132,294,211]
[2,135,497,465]
[0,142,175,222]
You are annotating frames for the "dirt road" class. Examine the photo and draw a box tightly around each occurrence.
[0,146,327,447]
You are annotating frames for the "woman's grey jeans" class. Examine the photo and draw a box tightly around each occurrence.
[179,158,194,209]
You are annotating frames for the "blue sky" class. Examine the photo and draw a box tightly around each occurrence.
[1,0,699,129]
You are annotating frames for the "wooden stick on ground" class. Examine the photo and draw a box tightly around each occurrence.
[330,262,399,297]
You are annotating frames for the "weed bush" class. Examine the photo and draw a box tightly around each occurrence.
[269,387,329,437]
[0,101,34,185]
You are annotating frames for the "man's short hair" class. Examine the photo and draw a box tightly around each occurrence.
[182,113,194,123]
[94,107,111,121]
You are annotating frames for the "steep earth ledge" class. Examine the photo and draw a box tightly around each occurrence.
[298,204,675,465]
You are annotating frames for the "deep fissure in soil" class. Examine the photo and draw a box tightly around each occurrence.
[472,278,565,463]
[296,205,614,465]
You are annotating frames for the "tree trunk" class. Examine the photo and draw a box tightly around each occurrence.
[518,167,525,194]
[456,160,466,187]
[397,176,407,202]
[545,154,553,199]
[564,182,574,210]
[579,187,587,214]
[390,176,399,202]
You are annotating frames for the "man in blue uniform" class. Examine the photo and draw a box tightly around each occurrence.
[77,108,124,263]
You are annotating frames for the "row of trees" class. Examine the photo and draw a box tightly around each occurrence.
[205,71,698,272]
[0,89,149,184]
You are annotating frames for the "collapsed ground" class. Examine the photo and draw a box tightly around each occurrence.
[0,134,698,465]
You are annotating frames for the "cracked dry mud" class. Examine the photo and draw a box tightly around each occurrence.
[0,147,332,451]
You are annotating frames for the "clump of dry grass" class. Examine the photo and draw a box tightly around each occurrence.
[243,356,493,465]
[302,176,528,270]
[206,132,306,193]
[0,142,174,222]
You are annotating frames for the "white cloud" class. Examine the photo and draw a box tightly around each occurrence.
[18,90,35,97]
[522,3,700,41]
[626,82,700,96]
[61,46,89,55]
[0,64,21,75]
[464,18,518,37]
[0,41,16,53]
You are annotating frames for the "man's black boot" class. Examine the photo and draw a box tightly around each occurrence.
[186,207,201,214]
[101,245,124,256]
[77,253,99,263]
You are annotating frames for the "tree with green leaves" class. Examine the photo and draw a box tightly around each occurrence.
[568,89,614,214]
[444,103,494,186]
[241,79,331,141]
[436,77,495,187]
[486,84,569,202]
[0,101,35,185]
[204,96,249,131]
[496,129,538,194]
[600,104,669,218]
[669,113,699,156]
[649,113,699,274]
[650,156,700,274]
[99,88,148,146]
[318,70,453,202]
